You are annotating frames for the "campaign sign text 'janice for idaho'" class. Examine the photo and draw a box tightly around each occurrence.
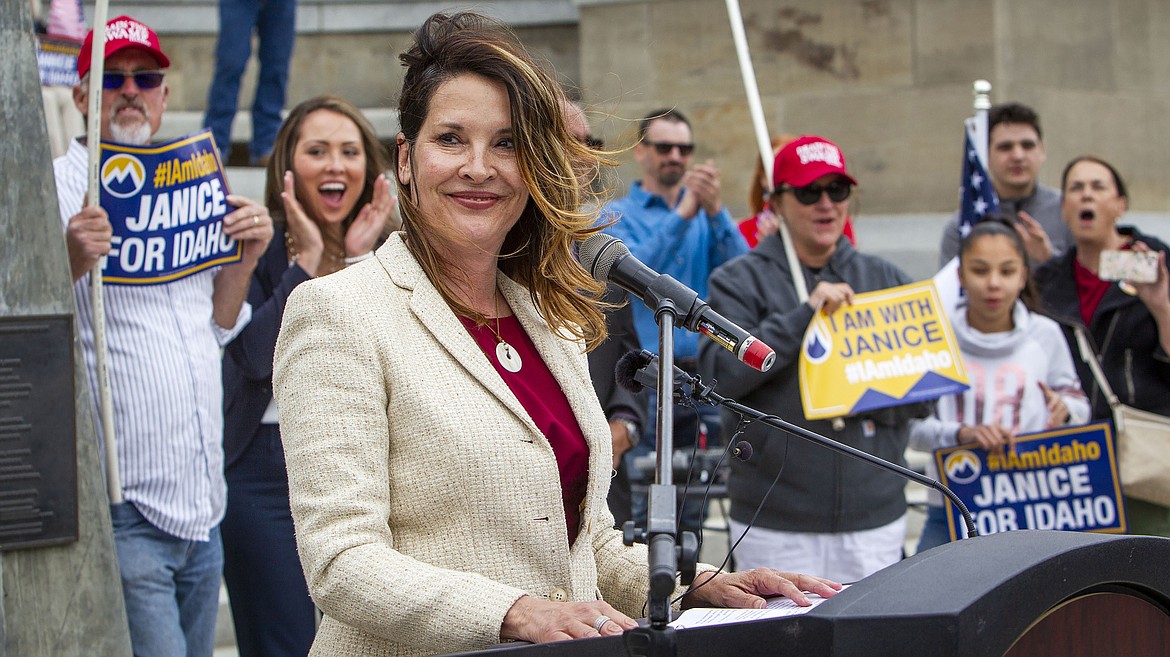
[934,422,1127,541]
[798,281,968,419]
[99,130,240,284]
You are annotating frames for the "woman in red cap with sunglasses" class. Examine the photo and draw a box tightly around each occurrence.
[738,134,856,249]
[701,135,929,583]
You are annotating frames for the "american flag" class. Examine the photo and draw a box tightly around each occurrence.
[958,117,999,239]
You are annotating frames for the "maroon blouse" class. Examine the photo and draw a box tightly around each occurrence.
[1074,258,1112,327]
[460,315,591,547]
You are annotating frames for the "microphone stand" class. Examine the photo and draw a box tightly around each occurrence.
[625,353,979,544]
[622,299,700,657]
[685,372,981,541]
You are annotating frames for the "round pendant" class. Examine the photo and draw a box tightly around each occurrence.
[496,340,523,373]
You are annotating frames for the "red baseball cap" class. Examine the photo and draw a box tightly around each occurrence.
[77,16,170,79]
[772,135,858,188]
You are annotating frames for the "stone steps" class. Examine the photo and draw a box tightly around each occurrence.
[157,108,400,158]
[223,166,267,202]
[105,0,581,36]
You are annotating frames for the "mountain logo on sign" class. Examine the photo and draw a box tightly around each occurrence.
[803,318,832,365]
[943,450,981,485]
[101,154,146,199]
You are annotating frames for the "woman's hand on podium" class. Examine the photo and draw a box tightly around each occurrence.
[499,595,638,644]
[681,569,842,609]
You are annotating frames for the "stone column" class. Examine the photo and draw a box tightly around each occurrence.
[0,0,132,654]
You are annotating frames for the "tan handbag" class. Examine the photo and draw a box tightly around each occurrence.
[1074,326,1170,508]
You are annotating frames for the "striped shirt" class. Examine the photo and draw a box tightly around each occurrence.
[55,139,250,541]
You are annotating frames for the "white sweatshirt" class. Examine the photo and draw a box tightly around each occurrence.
[910,301,1090,506]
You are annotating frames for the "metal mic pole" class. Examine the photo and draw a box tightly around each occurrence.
[645,302,678,626]
[622,302,685,657]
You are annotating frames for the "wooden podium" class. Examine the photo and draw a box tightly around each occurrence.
[452,531,1170,657]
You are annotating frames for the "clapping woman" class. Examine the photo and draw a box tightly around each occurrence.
[221,94,397,657]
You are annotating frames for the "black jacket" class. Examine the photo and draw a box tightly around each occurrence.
[1034,225,1170,419]
[587,286,646,432]
[223,225,312,468]
[699,233,929,533]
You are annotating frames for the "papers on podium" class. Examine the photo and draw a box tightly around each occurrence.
[670,586,847,629]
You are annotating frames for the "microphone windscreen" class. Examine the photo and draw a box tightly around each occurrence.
[732,441,753,461]
[615,349,650,394]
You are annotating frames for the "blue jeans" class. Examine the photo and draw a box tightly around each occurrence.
[916,504,954,553]
[204,0,297,161]
[110,502,223,657]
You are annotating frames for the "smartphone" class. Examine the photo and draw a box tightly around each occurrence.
[1099,249,1159,284]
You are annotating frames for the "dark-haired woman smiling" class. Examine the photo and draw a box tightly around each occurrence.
[272,12,838,657]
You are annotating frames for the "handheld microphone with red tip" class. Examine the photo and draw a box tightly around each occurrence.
[580,233,776,372]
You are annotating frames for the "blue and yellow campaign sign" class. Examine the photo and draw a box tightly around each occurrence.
[935,422,1127,541]
[98,130,241,284]
[798,281,968,419]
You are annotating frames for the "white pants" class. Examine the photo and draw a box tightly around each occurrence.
[728,514,907,583]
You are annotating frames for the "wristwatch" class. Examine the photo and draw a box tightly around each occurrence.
[615,418,640,449]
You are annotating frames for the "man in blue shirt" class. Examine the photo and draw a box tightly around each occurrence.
[601,108,748,532]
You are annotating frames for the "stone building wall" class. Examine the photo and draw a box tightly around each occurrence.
[577,0,1170,217]
[98,0,1170,217]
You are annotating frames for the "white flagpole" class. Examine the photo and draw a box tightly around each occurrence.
[972,79,991,169]
[84,0,123,504]
[724,0,809,303]
[935,80,994,319]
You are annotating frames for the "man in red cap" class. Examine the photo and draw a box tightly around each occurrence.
[700,135,929,582]
[54,16,273,657]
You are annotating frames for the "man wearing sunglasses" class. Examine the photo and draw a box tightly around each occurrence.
[700,135,928,582]
[54,16,272,657]
[601,108,748,534]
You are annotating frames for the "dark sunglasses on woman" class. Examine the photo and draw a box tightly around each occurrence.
[780,180,852,205]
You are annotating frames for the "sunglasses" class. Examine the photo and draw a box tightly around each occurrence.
[781,180,852,205]
[102,71,165,90]
[644,141,695,157]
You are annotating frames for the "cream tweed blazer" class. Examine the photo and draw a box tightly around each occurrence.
[274,235,676,656]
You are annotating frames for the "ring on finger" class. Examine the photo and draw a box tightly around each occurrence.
[592,615,611,632]
[253,215,259,226]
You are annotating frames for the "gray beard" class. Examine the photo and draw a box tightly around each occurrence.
[109,119,151,145]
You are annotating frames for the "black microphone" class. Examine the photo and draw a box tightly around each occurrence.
[580,233,776,372]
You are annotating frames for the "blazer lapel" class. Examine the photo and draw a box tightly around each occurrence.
[498,274,603,433]
[499,275,611,518]
[376,236,539,435]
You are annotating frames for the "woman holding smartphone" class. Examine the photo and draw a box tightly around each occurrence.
[1034,155,1170,537]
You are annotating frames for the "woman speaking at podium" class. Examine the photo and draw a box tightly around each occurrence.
[272,11,839,657]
